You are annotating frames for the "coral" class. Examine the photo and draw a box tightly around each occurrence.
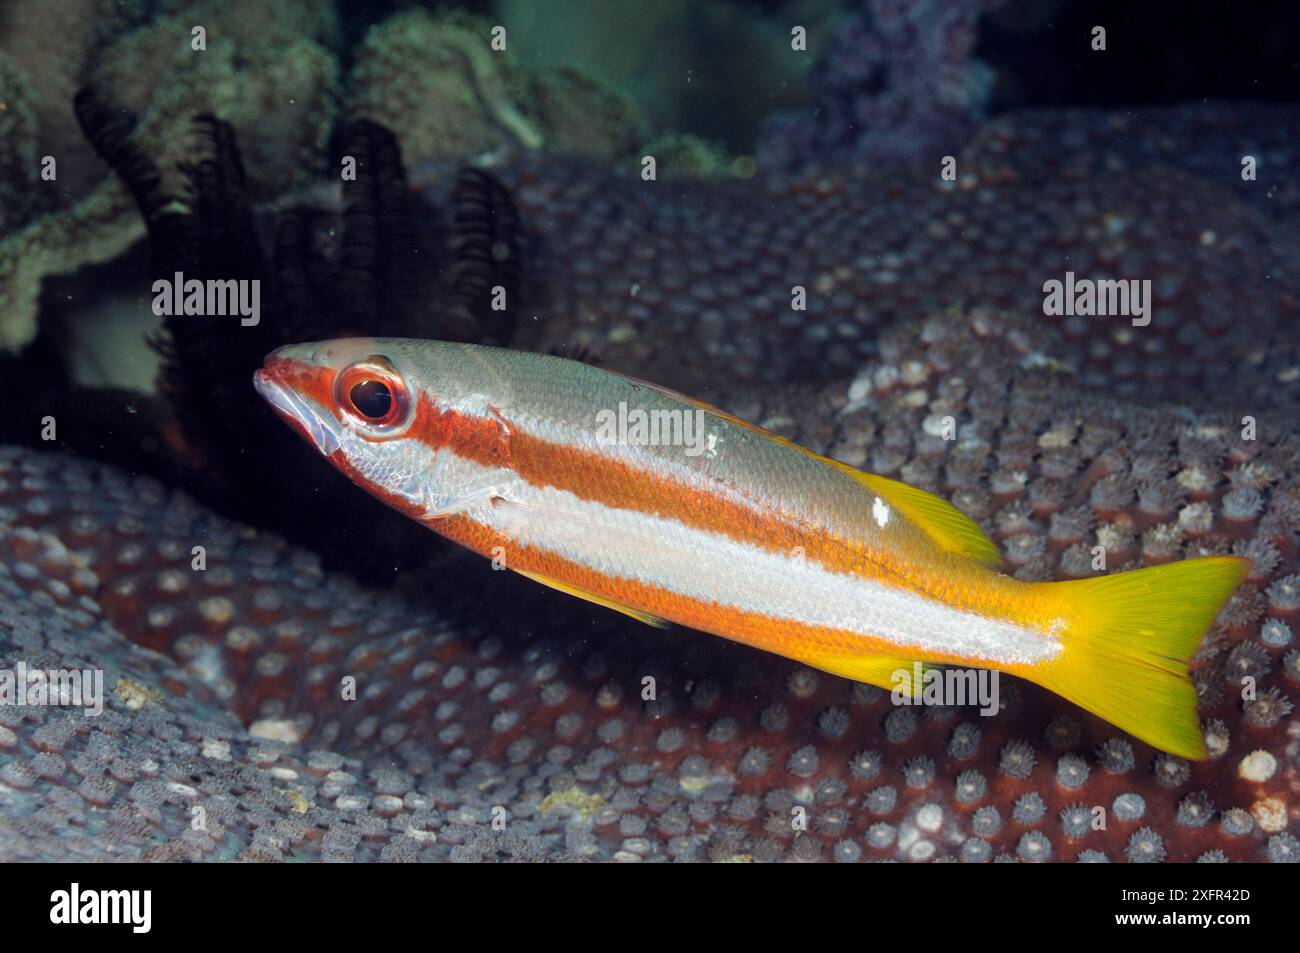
[346,10,541,163]
[345,10,644,168]
[0,0,146,200]
[637,132,738,179]
[0,176,143,352]
[759,0,1006,171]
[89,5,340,195]
[0,52,42,233]
[524,66,646,160]
[414,103,1300,417]
[965,103,1300,220]
[0,0,339,352]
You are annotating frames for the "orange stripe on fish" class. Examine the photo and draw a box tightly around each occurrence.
[254,338,1250,758]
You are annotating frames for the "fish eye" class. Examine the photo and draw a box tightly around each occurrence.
[348,379,392,420]
[336,356,409,432]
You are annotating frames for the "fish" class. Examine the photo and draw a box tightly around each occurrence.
[253,338,1250,758]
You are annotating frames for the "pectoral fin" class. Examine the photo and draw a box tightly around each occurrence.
[515,568,672,629]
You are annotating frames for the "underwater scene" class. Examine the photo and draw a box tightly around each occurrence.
[0,0,1297,884]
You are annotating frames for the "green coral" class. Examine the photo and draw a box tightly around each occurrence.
[90,5,340,194]
[346,9,647,165]
[0,52,41,233]
[0,0,146,200]
[0,0,340,353]
[523,66,645,159]
[641,131,737,178]
[347,10,544,162]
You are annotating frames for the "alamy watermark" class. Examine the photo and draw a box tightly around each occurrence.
[595,401,717,457]
[151,270,260,326]
[0,661,104,716]
[890,663,1000,716]
[50,884,151,933]
[1042,271,1151,327]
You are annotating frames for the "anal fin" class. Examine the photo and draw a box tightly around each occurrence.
[810,655,936,696]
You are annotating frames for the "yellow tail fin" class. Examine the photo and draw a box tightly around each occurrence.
[1030,555,1250,760]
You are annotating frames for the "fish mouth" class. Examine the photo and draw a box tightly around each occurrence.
[253,364,343,458]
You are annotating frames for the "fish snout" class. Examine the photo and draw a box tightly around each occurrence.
[253,352,344,458]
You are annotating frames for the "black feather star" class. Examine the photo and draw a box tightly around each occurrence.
[59,88,527,580]
[439,167,523,346]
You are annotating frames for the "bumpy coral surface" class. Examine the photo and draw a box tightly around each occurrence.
[2,309,1296,862]
[422,104,1300,416]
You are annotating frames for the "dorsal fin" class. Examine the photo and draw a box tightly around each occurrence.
[853,473,1001,566]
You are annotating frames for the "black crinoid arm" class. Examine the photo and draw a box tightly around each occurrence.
[58,88,525,581]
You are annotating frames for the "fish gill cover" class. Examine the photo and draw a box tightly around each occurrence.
[0,0,1295,885]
